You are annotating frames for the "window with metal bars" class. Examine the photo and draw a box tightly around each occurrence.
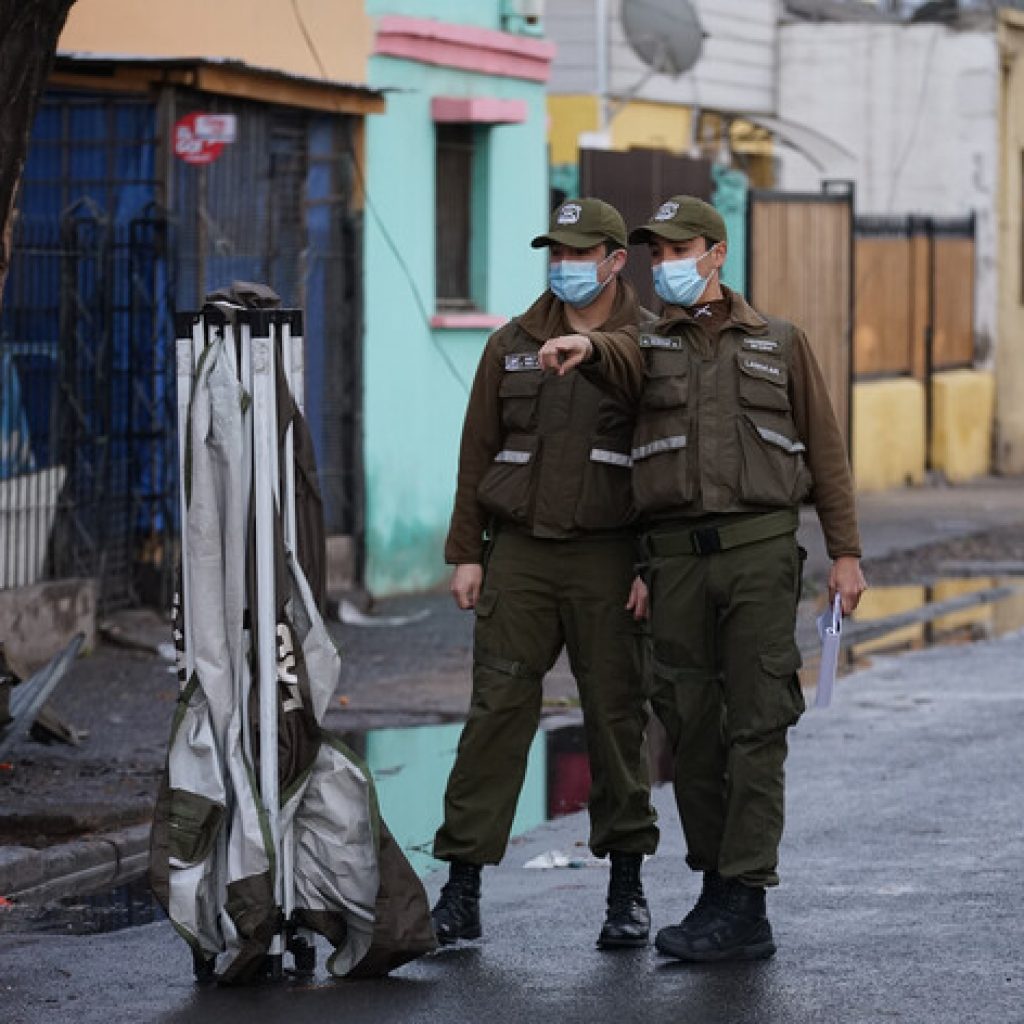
[435,124,477,309]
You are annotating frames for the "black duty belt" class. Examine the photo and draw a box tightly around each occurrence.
[644,508,799,558]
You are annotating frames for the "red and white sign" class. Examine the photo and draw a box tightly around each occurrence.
[173,113,238,165]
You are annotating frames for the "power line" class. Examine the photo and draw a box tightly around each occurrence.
[288,0,470,394]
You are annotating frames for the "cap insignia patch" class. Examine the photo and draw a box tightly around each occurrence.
[557,203,582,225]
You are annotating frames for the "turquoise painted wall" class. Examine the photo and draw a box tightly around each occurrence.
[713,164,748,296]
[365,723,546,876]
[367,0,500,29]
[363,14,549,596]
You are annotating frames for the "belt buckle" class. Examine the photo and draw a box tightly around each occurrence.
[691,526,722,556]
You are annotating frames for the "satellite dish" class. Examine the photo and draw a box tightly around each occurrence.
[622,0,705,79]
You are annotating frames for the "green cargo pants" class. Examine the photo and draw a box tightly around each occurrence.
[646,525,805,888]
[433,530,659,865]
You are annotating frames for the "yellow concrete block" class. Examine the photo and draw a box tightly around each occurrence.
[547,95,599,166]
[852,380,926,492]
[850,585,926,655]
[931,577,994,634]
[930,370,995,483]
[992,577,1024,637]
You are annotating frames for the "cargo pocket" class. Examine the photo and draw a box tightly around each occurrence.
[575,442,634,529]
[498,371,542,432]
[167,789,225,867]
[632,416,695,512]
[640,352,689,411]
[477,433,537,524]
[737,413,812,506]
[736,352,790,411]
[756,642,805,732]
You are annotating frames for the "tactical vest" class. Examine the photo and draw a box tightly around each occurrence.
[476,324,635,535]
[631,321,812,517]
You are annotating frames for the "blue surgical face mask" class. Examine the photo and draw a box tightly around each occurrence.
[549,254,614,308]
[653,247,719,307]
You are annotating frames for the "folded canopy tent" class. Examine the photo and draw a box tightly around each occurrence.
[150,294,434,983]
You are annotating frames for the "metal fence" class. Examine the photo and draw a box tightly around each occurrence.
[3,91,365,609]
[0,203,177,608]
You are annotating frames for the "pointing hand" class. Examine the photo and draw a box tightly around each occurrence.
[538,334,593,375]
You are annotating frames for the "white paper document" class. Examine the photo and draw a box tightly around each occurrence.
[814,594,843,709]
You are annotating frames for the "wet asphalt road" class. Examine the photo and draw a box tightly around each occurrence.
[3,629,1023,1024]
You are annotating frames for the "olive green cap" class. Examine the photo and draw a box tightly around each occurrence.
[629,195,727,244]
[531,197,627,249]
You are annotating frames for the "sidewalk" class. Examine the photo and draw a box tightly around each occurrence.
[2,626,1022,1023]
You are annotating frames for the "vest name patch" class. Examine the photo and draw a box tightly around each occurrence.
[505,353,540,371]
[639,334,682,350]
[743,337,780,353]
[742,357,783,378]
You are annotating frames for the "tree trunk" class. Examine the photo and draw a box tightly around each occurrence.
[0,0,77,309]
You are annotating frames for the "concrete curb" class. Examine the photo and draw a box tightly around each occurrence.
[0,823,150,898]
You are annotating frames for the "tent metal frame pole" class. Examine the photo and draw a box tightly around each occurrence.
[278,315,297,931]
[248,311,284,972]
[174,317,200,689]
[276,312,311,963]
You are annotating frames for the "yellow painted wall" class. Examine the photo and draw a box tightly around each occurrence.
[852,379,926,492]
[547,95,599,165]
[997,11,1024,473]
[59,0,373,84]
[547,96,697,164]
[611,101,693,155]
[930,370,995,482]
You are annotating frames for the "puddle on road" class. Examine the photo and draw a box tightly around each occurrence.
[4,718,671,935]
[2,873,165,935]
[799,575,1024,687]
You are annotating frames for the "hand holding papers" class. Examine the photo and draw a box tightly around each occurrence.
[815,594,843,709]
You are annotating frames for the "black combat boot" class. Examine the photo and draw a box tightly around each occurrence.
[655,877,776,962]
[431,860,482,945]
[596,852,651,949]
[653,869,725,953]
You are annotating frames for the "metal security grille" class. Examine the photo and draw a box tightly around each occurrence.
[4,89,365,606]
[0,203,176,607]
[171,95,363,540]
[435,124,474,309]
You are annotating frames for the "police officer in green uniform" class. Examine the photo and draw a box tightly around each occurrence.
[539,196,867,962]
[432,198,659,949]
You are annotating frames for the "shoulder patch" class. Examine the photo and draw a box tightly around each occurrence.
[505,352,540,372]
[742,337,780,353]
[638,333,682,350]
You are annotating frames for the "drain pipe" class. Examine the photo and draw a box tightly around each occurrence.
[596,0,610,132]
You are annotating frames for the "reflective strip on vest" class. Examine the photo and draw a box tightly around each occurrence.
[631,434,688,461]
[756,426,806,454]
[590,448,633,468]
[494,449,532,464]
